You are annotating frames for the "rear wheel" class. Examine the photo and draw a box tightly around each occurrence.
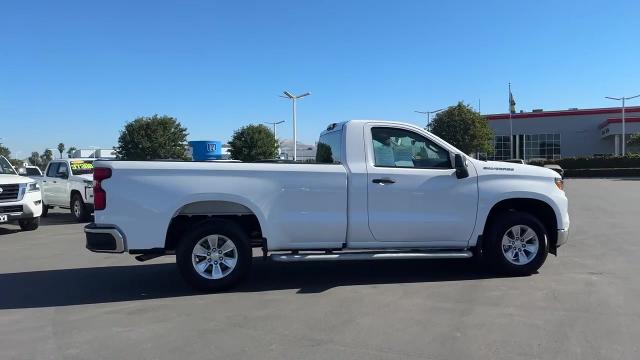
[19,217,40,231]
[71,194,90,222]
[486,211,548,276]
[176,220,251,292]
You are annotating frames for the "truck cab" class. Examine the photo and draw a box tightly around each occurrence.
[41,159,95,222]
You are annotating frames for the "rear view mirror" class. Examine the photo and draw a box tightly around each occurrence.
[454,154,469,179]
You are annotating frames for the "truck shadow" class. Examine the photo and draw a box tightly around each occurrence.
[0,258,514,310]
[40,213,86,226]
[0,226,19,235]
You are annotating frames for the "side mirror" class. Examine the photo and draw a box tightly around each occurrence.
[454,154,469,179]
[56,172,68,179]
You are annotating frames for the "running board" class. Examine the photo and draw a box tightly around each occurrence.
[270,250,473,262]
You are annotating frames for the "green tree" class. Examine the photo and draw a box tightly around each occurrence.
[629,134,640,147]
[28,152,41,167]
[228,124,278,162]
[430,102,494,155]
[115,115,189,160]
[57,143,65,158]
[40,149,53,170]
[67,146,77,158]
[0,143,10,159]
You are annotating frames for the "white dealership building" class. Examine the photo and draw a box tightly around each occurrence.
[485,106,640,161]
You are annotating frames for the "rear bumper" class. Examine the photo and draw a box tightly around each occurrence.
[557,228,569,247]
[84,223,126,253]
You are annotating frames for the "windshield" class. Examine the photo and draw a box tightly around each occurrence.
[0,156,17,175]
[69,160,94,175]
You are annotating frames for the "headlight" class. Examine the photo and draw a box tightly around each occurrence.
[84,180,93,188]
[554,178,564,191]
[27,182,40,192]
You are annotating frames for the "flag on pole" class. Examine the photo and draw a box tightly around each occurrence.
[509,89,516,114]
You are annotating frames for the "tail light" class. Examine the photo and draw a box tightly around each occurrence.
[554,177,564,191]
[93,167,112,210]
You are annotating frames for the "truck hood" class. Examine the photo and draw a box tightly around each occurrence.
[69,174,94,183]
[0,174,36,185]
[469,159,559,179]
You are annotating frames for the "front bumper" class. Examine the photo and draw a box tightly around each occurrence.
[557,228,569,247]
[0,191,42,222]
[84,223,126,253]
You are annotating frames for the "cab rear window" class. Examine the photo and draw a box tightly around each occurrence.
[316,131,342,164]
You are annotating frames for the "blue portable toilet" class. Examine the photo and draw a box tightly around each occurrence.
[189,141,223,160]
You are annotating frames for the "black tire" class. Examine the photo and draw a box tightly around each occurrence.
[486,211,549,276]
[176,219,252,292]
[71,194,90,222]
[19,217,40,231]
[41,204,49,217]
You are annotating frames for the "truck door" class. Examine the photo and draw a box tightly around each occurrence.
[365,125,478,245]
[42,162,59,206]
[48,162,70,206]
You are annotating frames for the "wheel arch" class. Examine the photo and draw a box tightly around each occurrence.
[164,200,266,252]
[481,197,559,255]
[69,189,83,205]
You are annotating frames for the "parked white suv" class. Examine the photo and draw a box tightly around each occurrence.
[0,156,42,231]
[40,159,95,222]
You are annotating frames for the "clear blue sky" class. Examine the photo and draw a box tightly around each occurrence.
[1,0,639,159]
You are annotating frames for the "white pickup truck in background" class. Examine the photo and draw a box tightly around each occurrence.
[40,159,95,222]
[0,156,42,231]
[85,120,570,291]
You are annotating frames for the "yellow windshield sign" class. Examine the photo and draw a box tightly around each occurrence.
[70,161,94,171]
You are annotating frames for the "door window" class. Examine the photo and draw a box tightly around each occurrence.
[56,163,69,178]
[371,127,451,169]
[46,163,59,177]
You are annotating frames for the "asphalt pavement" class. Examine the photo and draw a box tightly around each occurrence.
[1,178,639,360]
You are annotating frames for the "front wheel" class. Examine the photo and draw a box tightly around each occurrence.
[176,219,252,292]
[486,211,549,276]
[71,194,90,222]
[19,217,40,231]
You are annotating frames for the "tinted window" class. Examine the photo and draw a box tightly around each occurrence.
[371,127,451,169]
[316,130,342,164]
[26,168,42,176]
[46,162,59,177]
[0,156,16,175]
[57,163,69,177]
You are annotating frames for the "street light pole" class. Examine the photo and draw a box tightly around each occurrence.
[415,108,444,130]
[606,94,640,156]
[264,121,285,139]
[281,91,311,161]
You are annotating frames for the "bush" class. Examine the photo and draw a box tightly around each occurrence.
[529,154,640,169]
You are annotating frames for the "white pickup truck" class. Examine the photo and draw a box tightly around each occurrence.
[0,156,42,231]
[40,159,95,222]
[85,120,570,291]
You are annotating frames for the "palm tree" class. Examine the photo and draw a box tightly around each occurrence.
[57,143,65,158]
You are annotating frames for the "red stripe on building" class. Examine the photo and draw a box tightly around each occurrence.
[485,106,640,120]
[598,117,640,129]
